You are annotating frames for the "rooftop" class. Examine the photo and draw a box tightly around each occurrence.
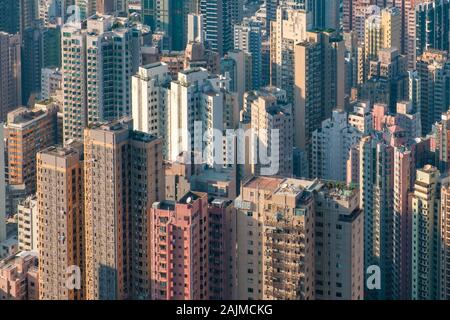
[243,176,283,191]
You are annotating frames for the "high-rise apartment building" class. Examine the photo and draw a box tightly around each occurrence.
[415,0,450,64]
[410,165,441,300]
[311,110,363,181]
[440,179,450,299]
[314,182,364,300]
[60,24,87,142]
[168,68,238,167]
[364,11,382,68]
[84,119,165,300]
[248,87,293,177]
[236,176,363,300]
[234,17,262,90]
[200,0,243,56]
[270,4,311,102]
[434,110,450,173]
[0,0,20,34]
[416,50,450,135]
[131,62,171,157]
[61,15,142,143]
[358,126,425,300]
[293,31,345,162]
[359,134,397,299]
[142,0,197,50]
[235,176,314,300]
[362,47,408,113]
[149,192,209,300]
[207,198,237,300]
[310,0,340,31]
[0,32,21,123]
[6,103,58,195]
[37,142,85,300]
[393,145,415,299]
[381,6,402,51]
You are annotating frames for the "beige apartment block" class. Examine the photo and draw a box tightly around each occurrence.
[37,142,84,300]
[84,119,164,300]
[235,176,364,300]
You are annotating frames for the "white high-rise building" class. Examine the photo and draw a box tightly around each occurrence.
[249,87,293,177]
[168,68,238,167]
[132,62,171,157]
[61,14,142,143]
[311,110,363,181]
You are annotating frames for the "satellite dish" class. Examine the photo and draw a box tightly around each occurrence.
[186,197,192,204]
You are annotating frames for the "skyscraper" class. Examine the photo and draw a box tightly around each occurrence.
[200,0,243,56]
[293,31,345,165]
[310,0,340,31]
[149,192,209,300]
[359,134,396,299]
[22,25,44,106]
[234,17,262,90]
[37,142,85,300]
[168,68,237,167]
[311,110,363,181]
[61,15,142,143]
[0,0,20,34]
[131,62,171,157]
[142,0,197,51]
[440,179,450,299]
[0,32,21,123]
[6,103,58,195]
[84,119,164,300]
[270,3,311,102]
[415,0,450,65]
[235,176,363,300]
[416,49,450,135]
[410,165,441,300]
[207,198,237,300]
[248,87,293,177]
[0,0,36,35]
